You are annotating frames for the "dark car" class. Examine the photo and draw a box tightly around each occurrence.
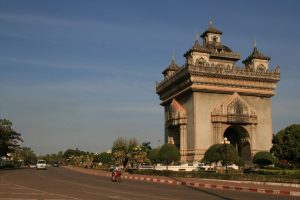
[53,161,59,167]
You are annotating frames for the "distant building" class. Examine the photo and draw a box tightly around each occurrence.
[156,20,280,162]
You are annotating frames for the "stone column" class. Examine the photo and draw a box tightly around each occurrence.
[249,124,257,156]
[180,124,187,160]
[213,122,223,144]
[213,123,217,144]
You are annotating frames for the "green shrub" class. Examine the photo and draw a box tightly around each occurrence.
[157,144,180,166]
[253,151,276,168]
[271,124,300,165]
[203,144,239,166]
[130,168,300,184]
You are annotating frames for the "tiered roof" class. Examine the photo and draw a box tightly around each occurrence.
[162,53,180,76]
[200,19,222,38]
[243,46,270,64]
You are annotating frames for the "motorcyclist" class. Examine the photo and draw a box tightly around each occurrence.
[111,166,122,182]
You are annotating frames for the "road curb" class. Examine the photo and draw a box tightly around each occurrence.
[107,174,300,197]
[63,167,300,197]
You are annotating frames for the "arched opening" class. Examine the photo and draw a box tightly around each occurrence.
[224,125,251,162]
[167,127,180,150]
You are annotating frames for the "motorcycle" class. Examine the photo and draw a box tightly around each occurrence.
[111,170,122,182]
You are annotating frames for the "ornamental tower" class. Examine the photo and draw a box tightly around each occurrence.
[156,21,280,162]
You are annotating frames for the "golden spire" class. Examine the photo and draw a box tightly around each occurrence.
[209,17,213,26]
[254,38,257,48]
[193,32,200,49]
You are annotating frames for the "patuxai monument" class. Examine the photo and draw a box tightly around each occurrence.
[156,20,280,162]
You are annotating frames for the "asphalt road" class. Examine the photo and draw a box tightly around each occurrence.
[0,167,298,200]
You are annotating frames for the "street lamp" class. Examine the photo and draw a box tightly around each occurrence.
[222,137,230,174]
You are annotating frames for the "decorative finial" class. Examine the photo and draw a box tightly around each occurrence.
[254,38,256,48]
[209,17,213,26]
[172,51,175,62]
[195,31,199,41]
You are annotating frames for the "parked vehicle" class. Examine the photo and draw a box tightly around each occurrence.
[139,165,154,170]
[227,164,239,170]
[29,163,36,168]
[53,161,59,167]
[36,160,47,170]
[197,163,214,171]
[155,163,201,171]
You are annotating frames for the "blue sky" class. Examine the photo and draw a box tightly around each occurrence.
[0,0,299,155]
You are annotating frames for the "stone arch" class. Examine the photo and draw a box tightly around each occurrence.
[223,125,251,162]
[211,93,257,163]
[165,99,187,160]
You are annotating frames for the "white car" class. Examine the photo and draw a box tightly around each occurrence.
[227,164,239,170]
[197,163,214,171]
[36,160,47,170]
[29,164,36,168]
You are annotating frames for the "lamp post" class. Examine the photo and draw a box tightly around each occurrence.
[222,137,230,174]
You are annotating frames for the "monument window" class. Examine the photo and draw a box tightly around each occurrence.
[212,36,218,42]
[257,64,266,72]
[196,57,206,65]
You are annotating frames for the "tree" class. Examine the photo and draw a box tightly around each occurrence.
[14,147,37,166]
[236,156,245,168]
[220,144,239,167]
[40,151,65,165]
[111,137,129,167]
[253,151,276,168]
[56,151,65,164]
[141,142,152,153]
[62,148,91,166]
[94,152,112,166]
[271,124,300,165]
[125,138,139,168]
[148,148,160,165]
[0,119,23,157]
[158,144,180,169]
[63,148,86,159]
[202,144,239,166]
[202,144,222,165]
[111,137,151,170]
[133,145,147,169]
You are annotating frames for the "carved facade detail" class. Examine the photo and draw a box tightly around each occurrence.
[211,92,257,124]
[166,99,187,127]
